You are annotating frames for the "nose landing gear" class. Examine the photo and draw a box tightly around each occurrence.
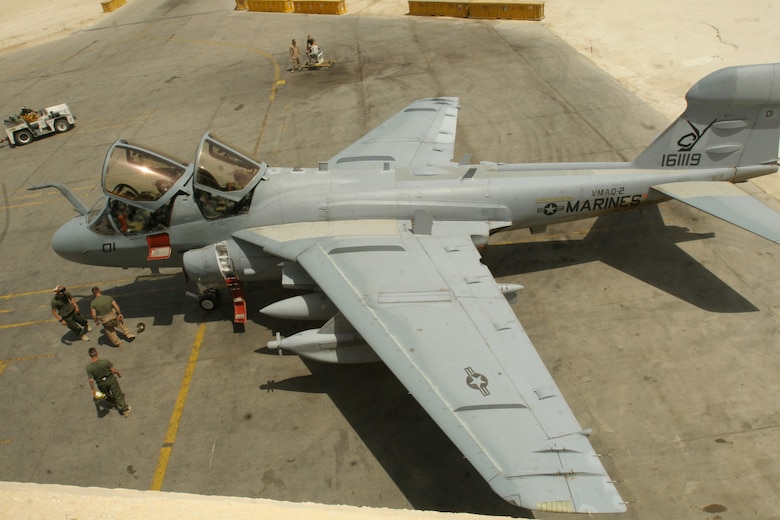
[198,288,220,311]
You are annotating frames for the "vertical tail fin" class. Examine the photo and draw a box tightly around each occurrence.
[633,63,780,177]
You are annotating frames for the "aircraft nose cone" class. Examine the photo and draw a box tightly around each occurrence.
[51,217,88,262]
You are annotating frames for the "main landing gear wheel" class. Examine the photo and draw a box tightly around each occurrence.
[199,289,220,311]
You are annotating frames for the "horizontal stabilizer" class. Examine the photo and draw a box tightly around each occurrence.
[651,181,780,243]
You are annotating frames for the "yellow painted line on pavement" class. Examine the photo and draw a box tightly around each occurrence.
[0,305,50,315]
[0,319,55,330]
[0,185,95,211]
[150,323,206,491]
[11,185,93,200]
[0,300,171,317]
[254,60,281,158]
[0,353,57,377]
[142,34,280,157]
[0,279,137,301]
[0,200,57,211]
[2,354,57,362]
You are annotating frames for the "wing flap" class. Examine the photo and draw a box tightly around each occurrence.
[327,98,459,170]
[652,181,780,242]
[248,221,625,512]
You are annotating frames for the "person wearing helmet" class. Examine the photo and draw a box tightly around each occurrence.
[51,285,90,341]
[86,347,131,417]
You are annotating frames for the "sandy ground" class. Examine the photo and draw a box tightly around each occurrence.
[0,0,104,52]
[2,0,779,120]
[542,1,780,120]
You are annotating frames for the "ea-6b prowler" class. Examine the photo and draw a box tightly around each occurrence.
[34,64,780,513]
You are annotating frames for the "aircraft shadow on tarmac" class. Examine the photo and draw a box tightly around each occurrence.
[258,360,531,518]
[483,205,758,314]
[67,274,187,332]
[66,272,353,340]
[68,272,260,334]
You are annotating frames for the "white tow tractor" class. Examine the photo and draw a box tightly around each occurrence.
[2,103,75,146]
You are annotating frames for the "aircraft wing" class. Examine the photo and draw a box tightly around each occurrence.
[326,98,460,171]
[234,220,625,513]
[652,181,780,243]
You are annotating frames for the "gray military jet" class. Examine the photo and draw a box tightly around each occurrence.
[33,63,780,513]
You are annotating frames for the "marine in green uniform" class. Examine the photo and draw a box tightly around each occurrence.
[90,287,135,347]
[86,347,131,417]
[51,285,90,341]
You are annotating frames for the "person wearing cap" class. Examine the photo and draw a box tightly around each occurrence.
[86,347,131,417]
[90,287,136,347]
[289,38,302,72]
[51,285,90,341]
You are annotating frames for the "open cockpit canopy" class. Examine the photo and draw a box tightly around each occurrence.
[192,133,267,220]
[102,140,191,210]
[90,134,268,234]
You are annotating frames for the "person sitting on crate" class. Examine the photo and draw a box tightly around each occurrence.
[306,34,314,63]
[308,41,324,65]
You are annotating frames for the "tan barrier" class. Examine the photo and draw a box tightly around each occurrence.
[407,0,544,20]
[235,0,249,9]
[408,0,468,17]
[292,0,347,14]
[101,0,127,13]
[247,0,294,12]
[469,0,544,20]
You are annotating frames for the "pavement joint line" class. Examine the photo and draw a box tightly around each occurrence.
[78,110,155,125]
[86,110,155,134]
[140,34,280,157]
[150,322,206,491]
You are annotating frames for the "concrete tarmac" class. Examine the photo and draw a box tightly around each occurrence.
[1,1,779,519]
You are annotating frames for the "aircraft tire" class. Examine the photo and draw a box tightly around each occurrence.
[199,291,219,311]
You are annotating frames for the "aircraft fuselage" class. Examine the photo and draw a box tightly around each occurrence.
[51,159,756,275]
